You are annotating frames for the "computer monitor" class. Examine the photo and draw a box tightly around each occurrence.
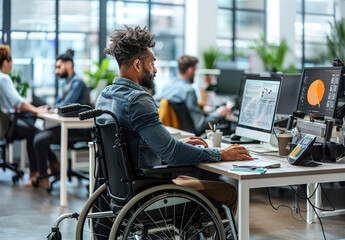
[235,76,282,142]
[296,67,345,118]
[273,73,303,117]
[216,69,244,95]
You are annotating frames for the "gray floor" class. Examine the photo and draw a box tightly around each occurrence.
[1,170,345,240]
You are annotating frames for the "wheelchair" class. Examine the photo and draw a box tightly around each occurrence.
[47,107,238,240]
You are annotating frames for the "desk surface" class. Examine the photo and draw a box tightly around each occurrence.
[197,151,345,180]
[37,113,94,123]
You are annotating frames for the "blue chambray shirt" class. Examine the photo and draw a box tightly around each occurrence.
[96,77,221,170]
[53,73,87,108]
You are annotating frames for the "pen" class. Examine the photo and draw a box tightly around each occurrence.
[208,122,214,132]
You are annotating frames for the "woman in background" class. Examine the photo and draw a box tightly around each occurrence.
[0,45,48,187]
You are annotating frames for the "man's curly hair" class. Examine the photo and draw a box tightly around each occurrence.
[105,26,155,67]
[0,45,12,68]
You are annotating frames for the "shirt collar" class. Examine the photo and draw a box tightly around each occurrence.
[113,77,145,91]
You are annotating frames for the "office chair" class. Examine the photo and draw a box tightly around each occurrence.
[0,109,24,184]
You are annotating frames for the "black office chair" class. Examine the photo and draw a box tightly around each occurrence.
[169,101,197,134]
[0,108,24,184]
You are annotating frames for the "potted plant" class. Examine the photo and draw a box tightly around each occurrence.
[9,71,29,97]
[84,58,118,105]
[323,18,345,63]
[84,58,118,89]
[249,34,295,73]
[202,46,221,85]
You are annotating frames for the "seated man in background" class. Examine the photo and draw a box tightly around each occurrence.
[28,50,89,188]
[154,55,231,136]
[0,45,48,185]
[96,25,253,215]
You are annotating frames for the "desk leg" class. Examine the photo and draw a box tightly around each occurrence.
[60,123,68,207]
[238,180,250,240]
[88,142,95,197]
[307,183,318,223]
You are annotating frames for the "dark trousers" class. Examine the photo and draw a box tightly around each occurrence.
[12,118,40,173]
[33,126,89,175]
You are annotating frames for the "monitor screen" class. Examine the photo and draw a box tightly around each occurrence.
[216,69,244,95]
[235,76,282,142]
[297,67,344,118]
[273,73,302,117]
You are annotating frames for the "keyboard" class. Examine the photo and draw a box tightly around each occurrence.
[222,135,260,144]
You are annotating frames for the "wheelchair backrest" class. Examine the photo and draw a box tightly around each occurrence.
[96,119,135,204]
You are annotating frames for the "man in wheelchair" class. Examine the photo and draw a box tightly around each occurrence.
[88,25,253,238]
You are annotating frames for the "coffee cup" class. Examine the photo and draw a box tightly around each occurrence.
[277,133,293,156]
[205,129,213,139]
[207,130,223,148]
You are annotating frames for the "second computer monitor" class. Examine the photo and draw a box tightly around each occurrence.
[216,69,244,95]
[297,67,345,118]
[235,76,282,142]
[274,73,303,117]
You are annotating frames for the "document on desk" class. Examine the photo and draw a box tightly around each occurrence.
[230,159,281,174]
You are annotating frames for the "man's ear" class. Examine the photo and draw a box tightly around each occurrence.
[133,59,141,72]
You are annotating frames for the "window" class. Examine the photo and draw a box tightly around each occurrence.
[3,0,185,102]
[106,0,185,92]
[216,0,266,69]
[295,0,335,67]
[11,0,56,102]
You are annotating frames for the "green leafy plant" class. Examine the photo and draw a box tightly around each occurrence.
[202,46,221,69]
[324,18,345,63]
[9,71,29,97]
[249,34,295,73]
[84,58,118,89]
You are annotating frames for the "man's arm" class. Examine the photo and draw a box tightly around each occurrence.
[184,89,222,135]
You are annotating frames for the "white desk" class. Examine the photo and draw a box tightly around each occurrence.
[197,151,345,240]
[38,113,94,206]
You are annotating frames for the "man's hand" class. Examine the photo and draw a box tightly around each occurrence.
[216,106,231,118]
[219,144,253,161]
[180,137,208,148]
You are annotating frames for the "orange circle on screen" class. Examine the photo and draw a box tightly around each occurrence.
[307,79,325,107]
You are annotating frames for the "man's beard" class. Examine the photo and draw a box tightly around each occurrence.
[140,67,155,90]
[58,70,68,79]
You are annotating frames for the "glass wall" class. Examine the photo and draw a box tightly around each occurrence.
[216,0,266,69]
[3,0,185,102]
[106,0,185,91]
[296,0,335,67]
[11,0,56,103]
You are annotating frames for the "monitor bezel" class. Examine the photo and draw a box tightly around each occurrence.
[296,66,345,119]
[235,76,282,143]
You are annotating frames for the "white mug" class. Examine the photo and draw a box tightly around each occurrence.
[207,131,223,147]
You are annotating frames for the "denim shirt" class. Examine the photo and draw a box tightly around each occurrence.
[53,73,87,108]
[154,77,222,136]
[96,77,221,170]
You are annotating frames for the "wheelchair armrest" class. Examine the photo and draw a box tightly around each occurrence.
[137,165,195,179]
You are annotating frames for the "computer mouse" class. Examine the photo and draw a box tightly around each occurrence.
[230,133,241,141]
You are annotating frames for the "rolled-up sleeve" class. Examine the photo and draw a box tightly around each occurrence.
[129,93,221,166]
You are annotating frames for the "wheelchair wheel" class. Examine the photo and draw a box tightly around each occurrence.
[110,184,225,240]
[76,183,116,240]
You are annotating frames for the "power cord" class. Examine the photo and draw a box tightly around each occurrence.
[266,184,336,240]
